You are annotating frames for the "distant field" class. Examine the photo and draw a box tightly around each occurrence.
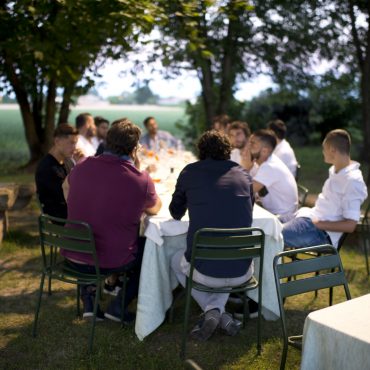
[0,105,187,173]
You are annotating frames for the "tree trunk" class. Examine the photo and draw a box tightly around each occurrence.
[3,55,43,164]
[218,0,239,115]
[58,84,74,125]
[43,79,57,153]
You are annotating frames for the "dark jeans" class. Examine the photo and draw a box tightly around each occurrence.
[66,237,146,311]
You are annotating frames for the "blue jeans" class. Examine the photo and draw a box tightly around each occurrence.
[282,217,331,249]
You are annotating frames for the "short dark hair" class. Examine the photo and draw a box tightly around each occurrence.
[324,129,351,155]
[229,121,251,139]
[106,118,141,156]
[211,114,231,129]
[197,130,231,160]
[143,116,155,127]
[268,119,287,140]
[75,113,92,129]
[94,116,109,127]
[53,123,78,138]
[253,129,277,150]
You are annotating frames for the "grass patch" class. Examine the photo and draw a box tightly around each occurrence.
[0,207,369,370]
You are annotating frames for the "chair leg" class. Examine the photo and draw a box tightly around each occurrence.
[48,247,53,295]
[280,340,288,370]
[242,294,248,329]
[181,280,192,359]
[364,238,370,276]
[120,273,127,328]
[76,285,81,317]
[88,284,100,353]
[257,289,262,355]
[32,272,46,337]
[314,270,319,298]
[329,287,333,306]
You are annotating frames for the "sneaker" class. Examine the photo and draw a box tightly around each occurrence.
[82,295,105,322]
[190,308,221,341]
[228,293,243,305]
[104,299,136,324]
[233,299,259,320]
[103,278,122,296]
[220,312,242,336]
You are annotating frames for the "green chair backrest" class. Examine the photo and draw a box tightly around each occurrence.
[189,227,265,281]
[297,184,308,208]
[38,214,100,275]
[274,245,351,300]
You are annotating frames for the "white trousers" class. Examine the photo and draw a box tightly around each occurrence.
[171,250,254,314]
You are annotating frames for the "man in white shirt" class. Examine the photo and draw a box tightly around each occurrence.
[268,119,298,177]
[75,113,97,157]
[249,129,298,222]
[283,129,367,249]
[228,120,257,176]
[91,116,109,152]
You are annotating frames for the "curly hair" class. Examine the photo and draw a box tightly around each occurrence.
[106,118,141,156]
[197,130,232,160]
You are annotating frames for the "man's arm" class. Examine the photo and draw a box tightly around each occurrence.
[313,219,357,233]
[169,171,187,220]
[145,197,162,215]
[252,180,265,194]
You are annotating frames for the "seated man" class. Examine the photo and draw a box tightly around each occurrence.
[140,116,181,151]
[249,129,298,222]
[92,116,110,155]
[35,124,78,218]
[62,119,162,321]
[75,112,97,157]
[228,120,257,175]
[170,130,254,340]
[268,119,298,177]
[212,114,232,134]
[283,129,367,249]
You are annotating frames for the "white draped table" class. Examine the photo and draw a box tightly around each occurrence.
[134,184,284,340]
[301,294,370,370]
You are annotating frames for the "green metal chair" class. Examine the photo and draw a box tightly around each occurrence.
[297,184,308,208]
[181,227,265,359]
[32,214,128,353]
[273,244,351,370]
[360,203,370,275]
[295,163,301,182]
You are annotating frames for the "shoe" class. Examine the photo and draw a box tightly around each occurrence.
[228,293,243,305]
[82,295,105,322]
[104,300,136,324]
[103,278,122,296]
[190,308,221,341]
[233,299,259,320]
[220,312,242,336]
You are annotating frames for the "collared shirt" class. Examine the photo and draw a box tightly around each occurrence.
[140,130,181,151]
[61,154,158,268]
[273,139,298,177]
[76,135,96,157]
[254,154,298,221]
[297,161,367,247]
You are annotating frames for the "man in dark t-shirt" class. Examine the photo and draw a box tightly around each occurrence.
[35,124,78,217]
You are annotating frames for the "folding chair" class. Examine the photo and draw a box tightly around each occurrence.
[32,214,128,353]
[273,245,351,370]
[180,227,265,359]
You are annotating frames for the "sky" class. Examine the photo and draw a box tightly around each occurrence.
[95,59,275,102]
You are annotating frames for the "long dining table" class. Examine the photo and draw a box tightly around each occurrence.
[134,156,284,340]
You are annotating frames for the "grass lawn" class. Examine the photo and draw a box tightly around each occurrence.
[0,204,369,370]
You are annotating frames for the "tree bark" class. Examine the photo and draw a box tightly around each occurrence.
[198,60,216,128]
[3,55,43,163]
[43,79,57,152]
[58,84,74,124]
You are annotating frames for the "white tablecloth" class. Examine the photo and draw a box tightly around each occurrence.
[135,195,283,340]
[301,294,370,370]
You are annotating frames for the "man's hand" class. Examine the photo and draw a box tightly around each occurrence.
[72,148,85,163]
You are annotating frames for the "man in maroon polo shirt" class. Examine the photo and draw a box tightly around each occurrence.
[63,118,162,322]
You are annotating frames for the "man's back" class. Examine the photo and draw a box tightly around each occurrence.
[170,159,253,278]
[62,154,157,268]
[274,139,298,177]
[35,154,68,218]
[254,154,298,221]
